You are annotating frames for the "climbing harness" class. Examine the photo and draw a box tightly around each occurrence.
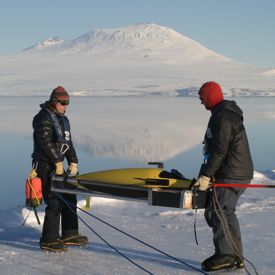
[44,107,71,157]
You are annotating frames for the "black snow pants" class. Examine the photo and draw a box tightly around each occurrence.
[204,179,250,257]
[36,161,79,242]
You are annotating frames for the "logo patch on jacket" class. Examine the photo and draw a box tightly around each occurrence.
[64,131,70,141]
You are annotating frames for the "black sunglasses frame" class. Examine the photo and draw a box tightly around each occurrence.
[57,100,69,106]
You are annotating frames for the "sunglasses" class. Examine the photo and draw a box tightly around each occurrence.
[57,100,69,106]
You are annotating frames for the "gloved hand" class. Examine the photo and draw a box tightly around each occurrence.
[68,162,78,177]
[55,162,64,176]
[194,175,211,191]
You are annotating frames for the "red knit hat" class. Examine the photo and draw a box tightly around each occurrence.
[50,86,69,102]
[198,81,224,110]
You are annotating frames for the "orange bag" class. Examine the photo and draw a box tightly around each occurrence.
[25,169,43,208]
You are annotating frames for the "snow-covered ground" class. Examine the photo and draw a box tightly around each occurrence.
[0,96,275,274]
[1,171,275,275]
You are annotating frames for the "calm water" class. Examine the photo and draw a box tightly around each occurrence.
[0,96,274,209]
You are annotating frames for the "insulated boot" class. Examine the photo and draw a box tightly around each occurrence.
[40,239,67,252]
[61,234,88,246]
[202,254,243,272]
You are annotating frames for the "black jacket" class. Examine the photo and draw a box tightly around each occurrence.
[201,100,253,180]
[32,102,78,165]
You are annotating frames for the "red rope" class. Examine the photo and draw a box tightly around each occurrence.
[213,183,275,188]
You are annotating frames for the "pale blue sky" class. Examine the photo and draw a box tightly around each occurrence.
[0,0,274,67]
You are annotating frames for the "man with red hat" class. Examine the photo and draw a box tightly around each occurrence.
[32,86,88,252]
[195,81,253,272]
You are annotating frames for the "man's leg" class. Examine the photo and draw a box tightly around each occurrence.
[202,182,248,271]
[36,161,66,251]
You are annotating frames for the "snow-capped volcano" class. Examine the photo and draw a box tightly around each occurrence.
[23,23,229,61]
[65,23,183,52]
[0,23,274,96]
[62,23,223,57]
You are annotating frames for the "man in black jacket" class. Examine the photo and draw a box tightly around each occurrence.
[195,81,253,272]
[32,86,88,252]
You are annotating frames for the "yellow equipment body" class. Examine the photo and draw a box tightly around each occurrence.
[51,163,207,209]
[77,167,192,189]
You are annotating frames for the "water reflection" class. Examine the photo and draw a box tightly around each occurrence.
[0,133,146,210]
[0,134,33,209]
[0,96,274,209]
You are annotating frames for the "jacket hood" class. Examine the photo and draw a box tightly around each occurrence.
[212,100,243,119]
[40,101,49,109]
[39,101,62,116]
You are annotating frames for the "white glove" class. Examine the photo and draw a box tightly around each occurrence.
[68,162,78,176]
[55,162,64,176]
[194,175,211,191]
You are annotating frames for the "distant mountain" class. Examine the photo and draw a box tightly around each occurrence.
[1,23,274,96]
[23,37,65,51]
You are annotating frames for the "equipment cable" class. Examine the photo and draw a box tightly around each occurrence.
[54,192,153,275]
[60,196,208,275]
